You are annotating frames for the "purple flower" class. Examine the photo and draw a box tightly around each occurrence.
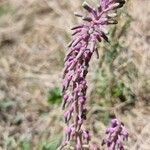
[102,118,128,150]
[61,0,125,149]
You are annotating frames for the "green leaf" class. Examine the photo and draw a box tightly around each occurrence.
[41,137,61,150]
[20,139,31,150]
[47,87,62,104]
[0,3,12,17]
[0,100,16,109]
[112,82,124,97]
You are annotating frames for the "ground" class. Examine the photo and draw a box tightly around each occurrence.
[0,0,149,150]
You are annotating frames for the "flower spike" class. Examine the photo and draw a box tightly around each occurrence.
[61,0,126,149]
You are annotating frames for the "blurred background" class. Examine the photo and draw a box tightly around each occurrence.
[0,0,149,149]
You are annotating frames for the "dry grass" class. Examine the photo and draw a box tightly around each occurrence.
[0,0,149,149]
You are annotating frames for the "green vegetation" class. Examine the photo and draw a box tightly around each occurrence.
[47,87,62,104]
[41,137,61,150]
[92,12,136,109]
[0,3,12,17]
[20,139,31,150]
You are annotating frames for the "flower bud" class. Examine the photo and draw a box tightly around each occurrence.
[82,2,93,13]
